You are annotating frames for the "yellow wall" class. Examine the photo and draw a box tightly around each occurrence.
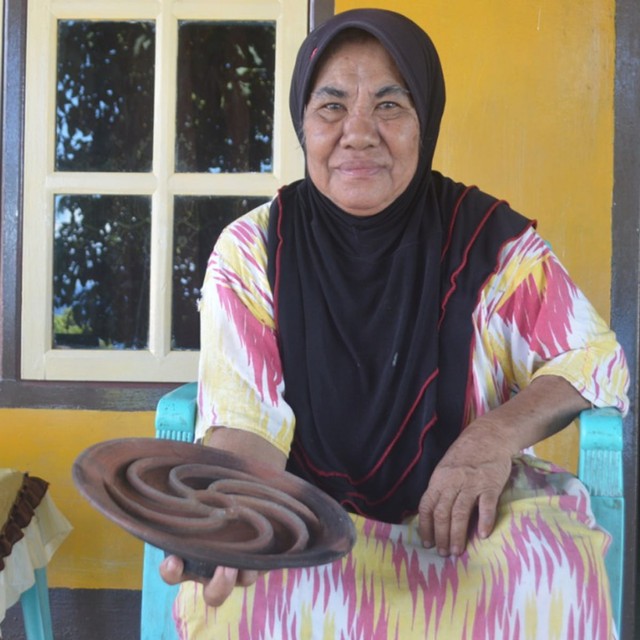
[2,409,155,589]
[1,1,616,590]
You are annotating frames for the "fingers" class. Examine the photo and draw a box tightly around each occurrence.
[237,569,261,588]
[160,559,262,608]
[202,567,261,607]
[202,566,239,606]
[418,450,508,556]
[447,492,476,555]
[418,485,477,557]
[477,490,500,539]
[159,555,185,585]
[418,491,436,550]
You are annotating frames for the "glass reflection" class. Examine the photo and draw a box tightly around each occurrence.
[53,195,151,349]
[172,196,266,349]
[176,21,275,173]
[56,21,155,172]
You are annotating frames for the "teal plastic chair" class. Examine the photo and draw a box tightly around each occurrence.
[140,383,197,640]
[578,407,625,630]
[140,383,625,639]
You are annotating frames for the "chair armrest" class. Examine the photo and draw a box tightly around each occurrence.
[154,382,198,442]
[578,407,623,497]
[577,407,624,634]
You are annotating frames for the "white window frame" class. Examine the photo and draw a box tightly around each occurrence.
[21,0,306,383]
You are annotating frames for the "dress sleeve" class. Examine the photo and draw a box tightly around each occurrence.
[196,206,296,456]
[469,227,630,416]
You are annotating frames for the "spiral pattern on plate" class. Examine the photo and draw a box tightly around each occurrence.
[105,454,320,556]
[73,438,357,574]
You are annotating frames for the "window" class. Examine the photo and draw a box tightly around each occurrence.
[20,0,306,384]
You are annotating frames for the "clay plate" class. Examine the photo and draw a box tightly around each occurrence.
[72,438,356,576]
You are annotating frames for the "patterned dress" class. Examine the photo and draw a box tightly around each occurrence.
[174,202,629,640]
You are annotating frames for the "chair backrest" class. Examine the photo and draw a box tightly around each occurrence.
[140,382,196,640]
[141,383,625,639]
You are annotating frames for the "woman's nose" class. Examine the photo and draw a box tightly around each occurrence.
[340,110,379,148]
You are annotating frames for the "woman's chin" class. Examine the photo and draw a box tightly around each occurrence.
[330,191,392,217]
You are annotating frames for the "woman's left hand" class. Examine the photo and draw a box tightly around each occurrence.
[417,375,590,557]
[417,418,514,557]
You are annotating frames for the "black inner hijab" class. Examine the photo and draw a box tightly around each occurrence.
[267,9,531,522]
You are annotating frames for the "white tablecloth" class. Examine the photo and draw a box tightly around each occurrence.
[0,471,72,623]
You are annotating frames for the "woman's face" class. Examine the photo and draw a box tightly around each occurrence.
[303,38,420,217]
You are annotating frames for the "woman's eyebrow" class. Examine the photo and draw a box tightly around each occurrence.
[310,85,347,100]
[309,84,411,100]
[375,84,411,99]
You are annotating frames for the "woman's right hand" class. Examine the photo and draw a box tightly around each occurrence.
[160,555,262,607]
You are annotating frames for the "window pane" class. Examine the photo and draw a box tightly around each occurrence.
[176,21,276,174]
[56,21,155,172]
[54,195,151,349]
[172,196,266,349]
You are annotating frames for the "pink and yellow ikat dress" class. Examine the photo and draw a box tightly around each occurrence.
[174,203,629,640]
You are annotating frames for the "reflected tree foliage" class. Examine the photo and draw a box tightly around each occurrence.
[54,195,151,349]
[56,20,155,172]
[172,196,266,349]
[176,22,276,173]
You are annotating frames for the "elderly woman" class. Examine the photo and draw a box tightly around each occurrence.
[162,9,629,639]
